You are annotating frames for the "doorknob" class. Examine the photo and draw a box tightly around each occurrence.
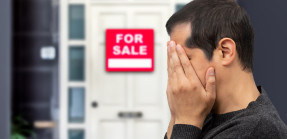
[118,111,143,118]
[92,101,98,108]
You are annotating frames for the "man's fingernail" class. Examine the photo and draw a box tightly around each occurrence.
[209,68,215,76]
[176,44,181,51]
[170,41,175,47]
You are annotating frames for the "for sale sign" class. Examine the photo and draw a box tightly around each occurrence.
[106,29,154,72]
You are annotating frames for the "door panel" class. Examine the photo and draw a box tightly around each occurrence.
[134,121,161,139]
[97,45,127,106]
[133,46,162,106]
[98,13,127,43]
[134,13,164,42]
[99,120,126,139]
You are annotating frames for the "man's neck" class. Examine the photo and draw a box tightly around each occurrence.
[212,69,260,114]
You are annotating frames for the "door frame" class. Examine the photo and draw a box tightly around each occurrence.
[59,0,192,138]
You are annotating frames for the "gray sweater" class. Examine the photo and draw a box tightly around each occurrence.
[165,86,287,139]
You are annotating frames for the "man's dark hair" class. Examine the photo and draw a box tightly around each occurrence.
[166,0,254,71]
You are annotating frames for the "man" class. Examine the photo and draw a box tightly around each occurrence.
[164,0,287,138]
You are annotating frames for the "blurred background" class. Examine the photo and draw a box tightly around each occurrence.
[0,0,287,139]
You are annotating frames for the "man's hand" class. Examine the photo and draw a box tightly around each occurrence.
[166,41,216,129]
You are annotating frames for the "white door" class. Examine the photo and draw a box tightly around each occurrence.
[89,4,170,139]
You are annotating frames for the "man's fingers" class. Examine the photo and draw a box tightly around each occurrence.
[205,67,216,100]
[176,44,202,83]
[169,41,186,79]
[167,41,171,77]
[167,41,173,78]
[175,44,194,78]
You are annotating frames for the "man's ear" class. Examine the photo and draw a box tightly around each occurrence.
[217,38,236,66]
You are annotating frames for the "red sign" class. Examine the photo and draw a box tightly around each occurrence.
[106,29,154,72]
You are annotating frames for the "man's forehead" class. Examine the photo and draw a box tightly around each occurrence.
[170,22,191,46]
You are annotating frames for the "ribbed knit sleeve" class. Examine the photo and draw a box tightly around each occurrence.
[170,124,201,139]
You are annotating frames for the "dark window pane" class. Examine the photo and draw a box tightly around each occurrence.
[68,88,85,123]
[69,5,85,39]
[176,4,185,11]
[69,129,84,139]
[69,47,85,81]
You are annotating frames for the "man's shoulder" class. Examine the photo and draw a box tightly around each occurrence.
[235,102,287,129]
[249,113,287,138]
[211,111,287,138]
[238,103,287,136]
[222,103,287,137]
